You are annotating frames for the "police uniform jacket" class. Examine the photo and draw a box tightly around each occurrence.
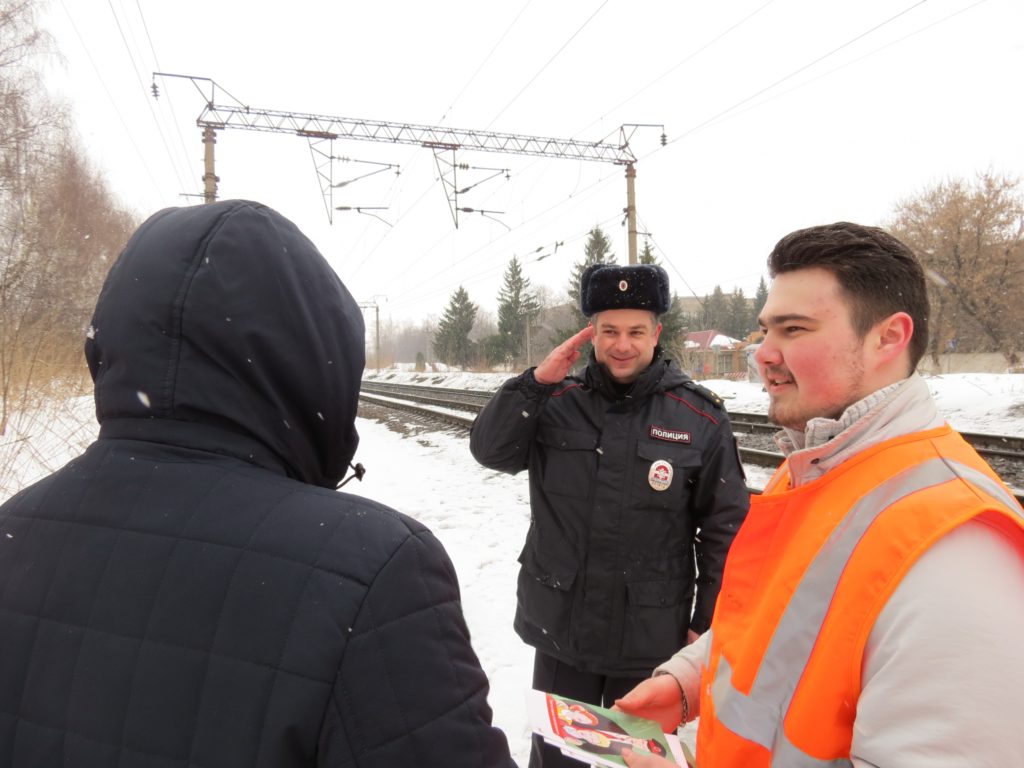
[470,350,749,676]
[0,201,513,768]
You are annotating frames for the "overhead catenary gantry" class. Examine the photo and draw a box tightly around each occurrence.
[153,73,662,263]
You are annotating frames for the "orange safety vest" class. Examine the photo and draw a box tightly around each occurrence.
[697,426,1024,767]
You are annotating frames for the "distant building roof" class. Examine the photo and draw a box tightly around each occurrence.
[684,329,741,350]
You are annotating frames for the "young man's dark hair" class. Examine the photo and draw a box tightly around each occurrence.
[767,221,930,372]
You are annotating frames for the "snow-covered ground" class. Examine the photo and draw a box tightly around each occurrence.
[1,370,1022,765]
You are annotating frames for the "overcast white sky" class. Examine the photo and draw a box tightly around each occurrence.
[42,0,1024,327]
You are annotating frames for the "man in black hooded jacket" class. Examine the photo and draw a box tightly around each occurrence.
[0,200,514,767]
[470,264,748,767]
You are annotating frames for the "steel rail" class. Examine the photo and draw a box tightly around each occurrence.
[360,381,1024,458]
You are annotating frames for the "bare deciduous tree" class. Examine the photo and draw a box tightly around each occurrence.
[888,171,1024,367]
[0,0,137,435]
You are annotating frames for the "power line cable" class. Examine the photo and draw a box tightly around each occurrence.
[56,0,163,198]
[355,2,932,308]
[389,212,622,312]
[132,0,194,186]
[665,0,931,145]
[385,173,626,302]
[485,0,611,130]
[634,219,707,307]
[344,3,537,282]
[387,197,602,306]
[347,2,636,291]
[362,1,988,318]
[104,0,188,193]
[383,163,621,302]
[687,0,991,136]
[409,149,630,288]
[346,143,608,284]
[581,0,778,139]
[626,0,981,170]
[349,0,609,280]
[437,0,535,126]
[343,159,446,279]
[624,2,990,305]
[467,3,776,232]
[350,0,773,306]
[346,4,640,310]
[478,2,772,192]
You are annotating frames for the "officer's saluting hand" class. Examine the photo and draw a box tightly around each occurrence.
[534,326,595,385]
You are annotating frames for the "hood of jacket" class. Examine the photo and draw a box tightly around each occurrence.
[84,200,364,489]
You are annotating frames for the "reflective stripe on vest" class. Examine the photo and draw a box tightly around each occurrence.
[711,457,1023,766]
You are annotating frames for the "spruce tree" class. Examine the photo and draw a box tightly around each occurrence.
[727,287,749,339]
[703,285,729,332]
[637,240,657,265]
[561,226,616,338]
[638,240,687,353]
[496,256,540,366]
[751,276,769,331]
[432,286,478,368]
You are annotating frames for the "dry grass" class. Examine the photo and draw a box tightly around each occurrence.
[0,357,95,500]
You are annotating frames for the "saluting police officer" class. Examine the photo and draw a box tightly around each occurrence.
[470,263,750,768]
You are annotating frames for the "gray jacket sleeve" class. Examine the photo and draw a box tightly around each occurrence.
[320,528,516,767]
[656,631,708,722]
[469,370,555,474]
[852,519,1024,767]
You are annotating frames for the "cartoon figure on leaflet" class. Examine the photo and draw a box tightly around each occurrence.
[554,699,600,727]
[552,697,666,759]
[563,725,667,759]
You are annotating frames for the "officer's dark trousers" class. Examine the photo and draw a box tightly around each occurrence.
[528,650,647,768]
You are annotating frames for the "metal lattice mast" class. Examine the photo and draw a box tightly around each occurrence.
[156,73,655,263]
[197,103,636,163]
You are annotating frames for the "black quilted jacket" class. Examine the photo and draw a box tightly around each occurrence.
[0,201,514,767]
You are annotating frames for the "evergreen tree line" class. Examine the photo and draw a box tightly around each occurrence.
[429,170,1023,372]
[430,226,770,372]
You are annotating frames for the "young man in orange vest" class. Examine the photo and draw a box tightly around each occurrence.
[616,222,1024,767]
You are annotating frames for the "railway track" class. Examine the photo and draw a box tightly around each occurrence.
[359,381,1024,503]
[728,411,1024,460]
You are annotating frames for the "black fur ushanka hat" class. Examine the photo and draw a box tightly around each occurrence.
[580,263,671,316]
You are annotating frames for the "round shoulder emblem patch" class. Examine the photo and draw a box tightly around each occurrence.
[648,459,673,491]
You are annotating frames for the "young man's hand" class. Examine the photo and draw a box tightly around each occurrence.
[621,747,682,767]
[613,674,684,733]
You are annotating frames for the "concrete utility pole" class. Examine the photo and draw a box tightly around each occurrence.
[202,126,218,203]
[358,297,386,371]
[625,163,638,264]
[153,74,662,264]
